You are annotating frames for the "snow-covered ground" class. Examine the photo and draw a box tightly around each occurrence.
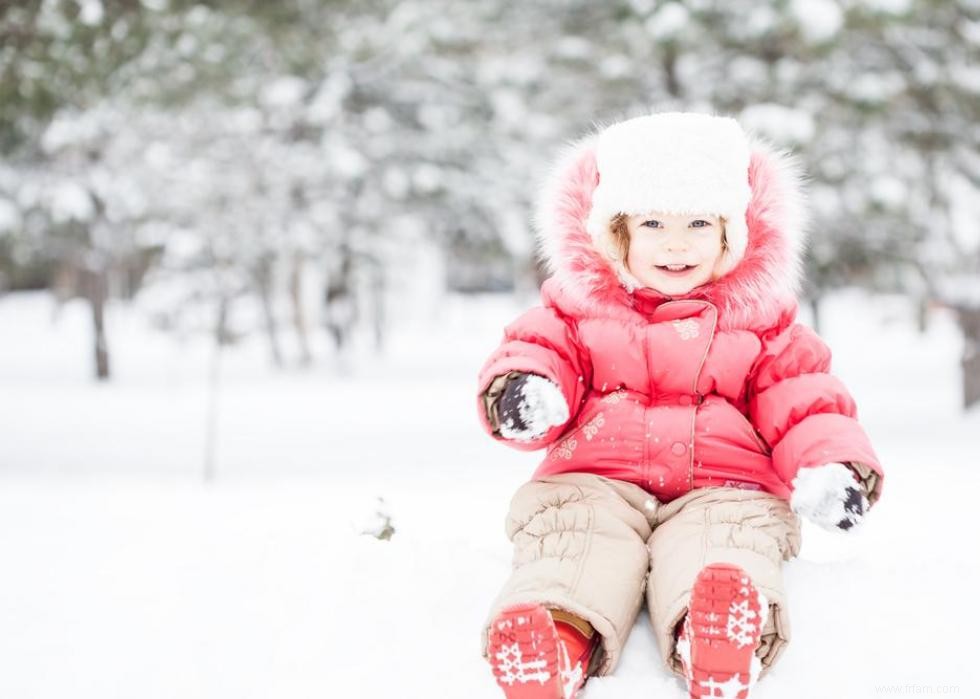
[0,289,977,698]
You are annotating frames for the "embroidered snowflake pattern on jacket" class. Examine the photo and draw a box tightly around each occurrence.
[672,318,701,340]
[582,413,605,440]
[601,390,627,404]
[551,437,578,460]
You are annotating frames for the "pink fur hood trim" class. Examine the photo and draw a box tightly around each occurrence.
[532,132,810,332]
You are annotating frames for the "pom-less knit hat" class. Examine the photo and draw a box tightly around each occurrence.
[586,112,752,284]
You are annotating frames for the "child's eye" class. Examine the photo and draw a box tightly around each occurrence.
[690,220,711,228]
[641,220,662,228]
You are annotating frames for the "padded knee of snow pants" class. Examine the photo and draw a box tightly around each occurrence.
[481,473,656,676]
[645,487,802,680]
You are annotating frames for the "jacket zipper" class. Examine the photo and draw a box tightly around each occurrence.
[645,299,717,492]
[689,302,717,490]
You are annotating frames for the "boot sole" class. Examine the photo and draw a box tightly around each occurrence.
[487,603,564,699]
[686,563,765,699]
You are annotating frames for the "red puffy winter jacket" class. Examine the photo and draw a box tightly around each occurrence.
[476,135,883,504]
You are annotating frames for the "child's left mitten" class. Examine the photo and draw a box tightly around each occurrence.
[790,462,870,532]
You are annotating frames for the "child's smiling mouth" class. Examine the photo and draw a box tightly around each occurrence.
[656,264,698,275]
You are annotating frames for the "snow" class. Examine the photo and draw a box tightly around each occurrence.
[742,6,778,38]
[845,71,907,104]
[628,0,656,15]
[789,0,844,43]
[857,0,913,14]
[952,64,980,94]
[0,197,21,233]
[739,104,815,145]
[50,181,96,223]
[412,163,443,193]
[0,288,978,698]
[645,4,689,41]
[869,174,908,208]
[323,138,369,180]
[555,37,593,61]
[76,0,105,26]
[308,72,352,124]
[490,88,529,129]
[599,55,632,79]
[260,77,307,109]
[40,110,103,154]
[949,173,980,253]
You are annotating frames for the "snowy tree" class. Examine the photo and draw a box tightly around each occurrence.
[6,104,163,379]
[2,0,977,400]
[802,0,980,404]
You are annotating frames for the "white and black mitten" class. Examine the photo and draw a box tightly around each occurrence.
[790,462,870,532]
[497,373,569,441]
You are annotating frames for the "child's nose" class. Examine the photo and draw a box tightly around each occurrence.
[665,232,688,251]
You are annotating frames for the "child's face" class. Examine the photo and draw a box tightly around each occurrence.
[624,211,725,295]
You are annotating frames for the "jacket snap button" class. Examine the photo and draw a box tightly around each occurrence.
[678,395,692,406]
[671,442,687,456]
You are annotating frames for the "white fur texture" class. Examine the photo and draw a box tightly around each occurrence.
[790,462,869,531]
[499,375,570,441]
[586,112,752,272]
[529,117,810,334]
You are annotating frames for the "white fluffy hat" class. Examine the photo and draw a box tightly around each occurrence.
[586,112,752,279]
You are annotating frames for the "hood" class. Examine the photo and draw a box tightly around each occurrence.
[532,131,809,333]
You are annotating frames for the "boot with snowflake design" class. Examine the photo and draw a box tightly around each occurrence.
[487,603,598,699]
[675,563,769,699]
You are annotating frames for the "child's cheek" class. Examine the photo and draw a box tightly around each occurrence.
[629,238,655,264]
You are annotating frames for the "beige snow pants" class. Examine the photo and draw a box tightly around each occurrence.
[480,474,802,679]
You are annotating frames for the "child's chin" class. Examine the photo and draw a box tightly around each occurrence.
[650,280,699,295]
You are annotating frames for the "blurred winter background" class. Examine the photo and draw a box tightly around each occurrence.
[0,1,978,698]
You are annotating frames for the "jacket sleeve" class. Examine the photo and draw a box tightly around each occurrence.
[476,305,591,451]
[747,322,884,504]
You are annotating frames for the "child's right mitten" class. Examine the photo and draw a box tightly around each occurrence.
[496,372,569,441]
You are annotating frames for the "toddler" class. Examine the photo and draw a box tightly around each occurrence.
[476,112,883,699]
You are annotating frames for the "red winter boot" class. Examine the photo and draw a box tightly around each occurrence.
[676,563,768,699]
[487,603,599,699]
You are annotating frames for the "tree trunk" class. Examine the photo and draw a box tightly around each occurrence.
[808,294,822,336]
[370,258,385,352]
[325,245,355,352]
[80,265,110,381]
[289,251,313,367]
[956,305,980,410]
[254,255,284,368]
[916,294,929,335]
[663,44,681,98]
[204,295,229,484]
